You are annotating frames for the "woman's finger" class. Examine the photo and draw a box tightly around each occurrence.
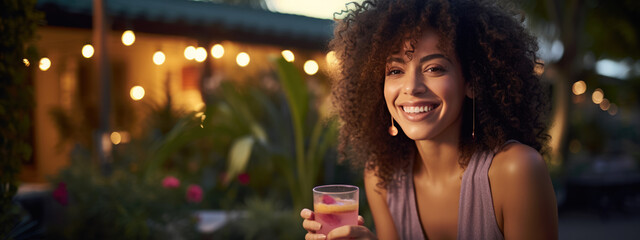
[301,208,315,220]
[303,219,322,232]
[305,232,327,240]
[358,215,365,225]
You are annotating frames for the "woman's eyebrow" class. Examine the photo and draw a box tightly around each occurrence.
[419,54,452,64]
[386,57,405,64]
[387,54,452,64]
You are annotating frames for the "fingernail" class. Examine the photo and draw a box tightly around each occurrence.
[317,234,326,240]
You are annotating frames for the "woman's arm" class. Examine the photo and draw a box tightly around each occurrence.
[490,143,559,240]
[364,168,401,240]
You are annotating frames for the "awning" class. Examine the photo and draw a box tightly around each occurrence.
[36,0,335,50]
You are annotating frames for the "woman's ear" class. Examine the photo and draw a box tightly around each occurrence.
[465,82,474,99]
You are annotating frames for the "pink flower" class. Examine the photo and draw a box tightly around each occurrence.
[162,176,180,189]
[238,173,250,185]
[52,182,68,206]
[186,184,203,203]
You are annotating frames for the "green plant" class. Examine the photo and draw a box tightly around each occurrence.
[269,57,338,211]
[47,149,202,240]
[0,0,42,238]
[47,57,342,239]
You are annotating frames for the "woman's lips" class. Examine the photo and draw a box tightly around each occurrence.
[399,103,440,121]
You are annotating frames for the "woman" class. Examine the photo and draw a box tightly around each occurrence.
[302,0,558,239]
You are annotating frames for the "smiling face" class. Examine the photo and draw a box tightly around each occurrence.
[384,30,469,142]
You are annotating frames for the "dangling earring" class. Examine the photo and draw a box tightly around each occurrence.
[389,115,398,136]
[472,85,476,140]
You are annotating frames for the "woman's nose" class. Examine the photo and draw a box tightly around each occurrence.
[402,71,427,95]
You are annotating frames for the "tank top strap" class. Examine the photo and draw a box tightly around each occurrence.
[457,149,505,240]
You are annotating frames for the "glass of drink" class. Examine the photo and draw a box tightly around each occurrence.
[313,184,359,235]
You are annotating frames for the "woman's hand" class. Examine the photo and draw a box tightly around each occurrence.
[301,208,376,240]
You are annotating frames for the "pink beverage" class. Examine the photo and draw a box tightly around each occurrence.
[313,185,359,235]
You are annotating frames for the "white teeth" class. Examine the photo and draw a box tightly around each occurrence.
[402,105,436,113]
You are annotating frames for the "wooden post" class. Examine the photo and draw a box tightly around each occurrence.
[93,0,112,175]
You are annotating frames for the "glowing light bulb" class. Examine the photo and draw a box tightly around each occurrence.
[608,103,618,116]
[39,57,51,71]
[23,58,30,67]
[281,50,294,62]
[122,30,135,46]
[599,99,610,111]
[195,47,207,62]
[82,44,94,58]
[153,51,165,65]
[236,52,250,67]
[592,88,603,104]
[304,60,319,75]
[211,44,224,59]
[326,51,337,65]
[184,46,196,60]
[130,86,145,101]
[110,132,122,145]
[572,80,586,95]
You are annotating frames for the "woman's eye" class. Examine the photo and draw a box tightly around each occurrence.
[426,66,444,73]
[387,69,402,75]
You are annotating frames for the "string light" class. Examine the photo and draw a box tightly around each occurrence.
[592,88,604,104]
[111,132,122,145]
[130,86,145,101]
[82,44,94,58]
[23,58,30,67]
[236,52,250,67]
[195,47,207,62]
[304,60,319,75]
[153,51,165,65]
[572,80,586,95]
[608,103,618,116]
[184,46,196,60]
[599,98,610,111]
[122,30,135,46]
[39,57,51,71]
[211,44,224,59]
[281,50,294,62]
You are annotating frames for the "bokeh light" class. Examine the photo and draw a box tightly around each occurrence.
[326,51,337,66]
[130,86,145,101]
[110,132,122,145]
[122,30,135,46]
[572,80,586,95]
[599,98,610,111]
[236,52,250,67]
[153,51,165,65]
[211,44,224,59]
[82,44,94,58]
[195,47,207,62]
[39,57,51,71]
[184,46,196,60]
[608,103,618,116]
[569,139,582,154]
[591,88,604,104]
[23,58,30,67]
[281,50,295,62]
[304,60,319,75]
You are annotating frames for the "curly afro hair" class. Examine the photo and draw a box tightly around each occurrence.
[330,0,550,188]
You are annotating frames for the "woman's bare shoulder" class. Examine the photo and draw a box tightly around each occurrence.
[489,142,558,239]
[490,142,547,181]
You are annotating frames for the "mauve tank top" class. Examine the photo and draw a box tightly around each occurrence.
[386,141,517,240]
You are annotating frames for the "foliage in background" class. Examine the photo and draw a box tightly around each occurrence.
[46,57,348,238]
[47,148,201,240]
[0,0,42,238]
[518,0,640,171]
